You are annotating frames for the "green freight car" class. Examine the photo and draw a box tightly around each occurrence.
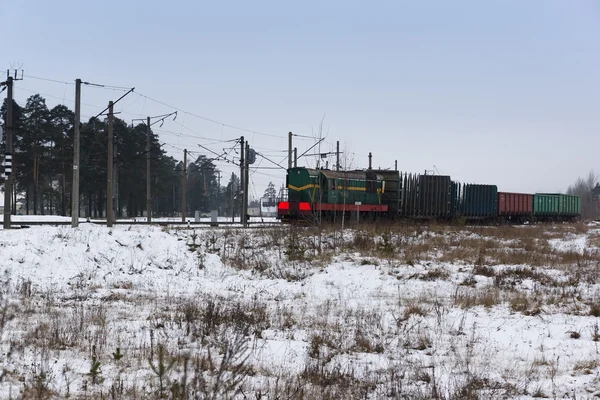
[453,183,498,219]
[533,194,581,221]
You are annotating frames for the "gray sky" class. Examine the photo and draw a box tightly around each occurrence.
[2,0,599,198]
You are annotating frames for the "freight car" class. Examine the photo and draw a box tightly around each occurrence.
[277,167,580,223]
[398,174,453,219]
[533,194,581,221]
[498,192,533,223]
[453,183,498,219]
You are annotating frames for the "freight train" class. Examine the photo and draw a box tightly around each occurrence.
[277,167,581,223]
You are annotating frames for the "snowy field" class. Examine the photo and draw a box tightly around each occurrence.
[1,222,600,399]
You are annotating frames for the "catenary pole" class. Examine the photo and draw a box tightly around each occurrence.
[239,136,244,223]
[71,79,81,227]
[3,77,13,229]
[114,128,118,218]
[146,116,151,222]
[107,101,114,227]
[216,170,221,216]
[336,141,340,171]
[244,142,250,227]
[294,147,297,168]
[182,149,187,223]
[230,172,235,222]
[288,132,292,170]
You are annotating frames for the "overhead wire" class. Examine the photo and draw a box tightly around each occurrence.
[12,74,329,196]
[134,91,315,141]
[24,74,132,91]
[136,91,284,138]
[23,75,74,85]
[20,74,315,142]
[13,86,149,116]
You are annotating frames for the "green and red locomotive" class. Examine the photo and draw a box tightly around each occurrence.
[277,167,388,222]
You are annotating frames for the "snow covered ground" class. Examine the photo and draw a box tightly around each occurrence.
[1,222,600,399]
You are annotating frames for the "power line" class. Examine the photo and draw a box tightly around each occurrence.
[13,86,134,112]
[23,74,131,91]
[250,170,284,179]
[153,129,210,147]
[197,141,240,166]
[170,120,239,143]
[136,91,289,139]
[13,76,327,176]
[82,81,131,91]
[15,80,318,159]
[13,86,228,164]
[254,151,286,170]
[14,86,162,122]
[23,75,74,85]
[90,87,135,120]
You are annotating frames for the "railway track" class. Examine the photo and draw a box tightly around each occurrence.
[6,220,283,228]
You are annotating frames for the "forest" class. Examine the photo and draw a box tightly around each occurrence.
[1,94,242,218]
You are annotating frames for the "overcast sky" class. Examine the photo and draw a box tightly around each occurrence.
[2,0,599,198]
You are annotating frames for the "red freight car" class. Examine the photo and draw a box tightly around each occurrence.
[497,192,533,222]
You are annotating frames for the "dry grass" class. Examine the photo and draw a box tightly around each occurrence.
[573,358,599,374]
[507,291,541,315]
[454,286,501,309]
[4,222,600,399]
[401,297,430,321]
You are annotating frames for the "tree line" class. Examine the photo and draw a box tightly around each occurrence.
[567,171,600,220]
[1,94,243,218]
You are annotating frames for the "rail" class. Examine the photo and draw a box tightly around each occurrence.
[5,220,282,228]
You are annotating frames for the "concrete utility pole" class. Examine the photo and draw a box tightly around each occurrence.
[182,149,187,223]
[114,130,119,218]
[293,147,297,168]
[3,76,13,229]
[81,85,135,228]
[107,101,114,227]
[239,136,244,223]
[216,170,221,216]
[336,141,340,171]
[129,111,176,222]
[146,116,151,222]
[288,132,292,170]
[71,79,81,227]
[243,142,250,227]
[395,160,398,171]
[230,171,235,222]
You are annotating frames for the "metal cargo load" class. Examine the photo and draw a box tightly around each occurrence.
[400,173,453,219]
[453,183,498,219]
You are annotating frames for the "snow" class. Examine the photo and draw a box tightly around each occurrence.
[548,234,588,254]
[1,222,600,398]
